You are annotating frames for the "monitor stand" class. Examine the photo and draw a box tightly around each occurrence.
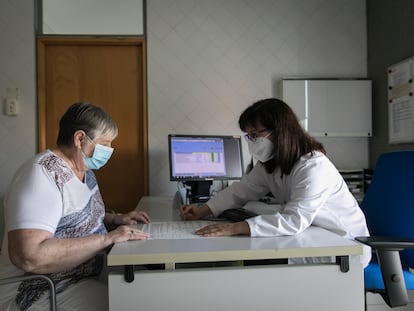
[185,181,212,203]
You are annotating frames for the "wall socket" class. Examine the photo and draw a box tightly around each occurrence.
[4,97,19,116]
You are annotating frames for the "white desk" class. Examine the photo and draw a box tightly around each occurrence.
[107,196,364,311]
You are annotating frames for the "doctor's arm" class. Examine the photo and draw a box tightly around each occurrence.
[247,159,331,237]
[206,165,271,217]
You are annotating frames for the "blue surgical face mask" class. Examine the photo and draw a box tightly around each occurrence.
[84,137,114,170]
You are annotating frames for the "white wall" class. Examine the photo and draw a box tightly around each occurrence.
[0,0,369,200]
[147,0,369,196]
[0,0,36,197]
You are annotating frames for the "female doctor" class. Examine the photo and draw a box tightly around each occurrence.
[180,98,371,267]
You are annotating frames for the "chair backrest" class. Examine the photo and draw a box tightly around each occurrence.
[360,150,414,268]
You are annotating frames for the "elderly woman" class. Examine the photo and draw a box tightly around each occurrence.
[0,102,150,310]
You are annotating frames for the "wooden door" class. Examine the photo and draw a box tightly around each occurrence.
[37,37,148,213]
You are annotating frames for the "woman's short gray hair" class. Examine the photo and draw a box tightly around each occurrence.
[56,102,118,147]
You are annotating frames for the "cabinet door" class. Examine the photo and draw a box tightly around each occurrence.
[280,80,308,129]
[307,80,371,136]
[281,80,372,137]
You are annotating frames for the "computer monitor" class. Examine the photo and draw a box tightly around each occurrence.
[168,134,244,203]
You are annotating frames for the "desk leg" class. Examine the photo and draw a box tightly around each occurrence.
[124,265,134,282]
[336,256,349,272]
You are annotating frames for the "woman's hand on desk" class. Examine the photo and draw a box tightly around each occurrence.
[107,225,149,243]
[112,210,151,226]
[195,221,251,237]
[180,203,211,220]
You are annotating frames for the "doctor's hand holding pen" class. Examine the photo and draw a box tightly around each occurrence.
[179,203,211,220]
[179,204,251,236]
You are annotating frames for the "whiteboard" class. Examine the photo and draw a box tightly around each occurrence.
[388,56,414,144]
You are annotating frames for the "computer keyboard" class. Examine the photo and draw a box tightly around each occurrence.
[219,208,258,222]
[136,220,221,240]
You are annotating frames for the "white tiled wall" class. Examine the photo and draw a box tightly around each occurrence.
[147,0,369,196]
[0,0,368,200]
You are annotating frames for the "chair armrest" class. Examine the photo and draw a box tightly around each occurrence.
[0,274,56,311]
[356,236,414,307]
[356,236,414,251]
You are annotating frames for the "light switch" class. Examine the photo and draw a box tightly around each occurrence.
[4,97,19,116]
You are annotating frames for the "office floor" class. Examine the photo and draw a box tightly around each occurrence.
[366,291,414,311]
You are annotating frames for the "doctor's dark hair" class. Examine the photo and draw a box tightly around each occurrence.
[239,98,325,175]
[56,102,118,147]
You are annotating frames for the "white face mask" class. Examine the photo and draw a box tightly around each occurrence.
[248,137,274,163]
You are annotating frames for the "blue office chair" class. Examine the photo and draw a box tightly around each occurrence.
[356,150,414,308]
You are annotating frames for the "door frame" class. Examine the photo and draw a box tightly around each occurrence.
[36,36,149,195]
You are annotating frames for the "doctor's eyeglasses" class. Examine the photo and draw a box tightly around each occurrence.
[244,129,271,142]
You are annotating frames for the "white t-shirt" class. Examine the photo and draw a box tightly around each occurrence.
[0,150,107,308]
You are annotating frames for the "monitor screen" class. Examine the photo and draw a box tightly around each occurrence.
[168,134,244,182]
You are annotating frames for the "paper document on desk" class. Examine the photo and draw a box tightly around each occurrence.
[135,220,221,240]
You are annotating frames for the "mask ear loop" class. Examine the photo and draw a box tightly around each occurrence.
[75,131,91,171]
[85,133,96,146]
[264,131,273,139]
[81,132,97,157]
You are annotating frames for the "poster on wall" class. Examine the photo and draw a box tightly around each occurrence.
[388,56,414,144]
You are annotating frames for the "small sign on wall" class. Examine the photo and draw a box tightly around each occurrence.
[388,56,414,144]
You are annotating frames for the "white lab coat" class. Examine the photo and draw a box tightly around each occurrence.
[207,151,371,267]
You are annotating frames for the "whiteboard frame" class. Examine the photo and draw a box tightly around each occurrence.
[388,56,414,144]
